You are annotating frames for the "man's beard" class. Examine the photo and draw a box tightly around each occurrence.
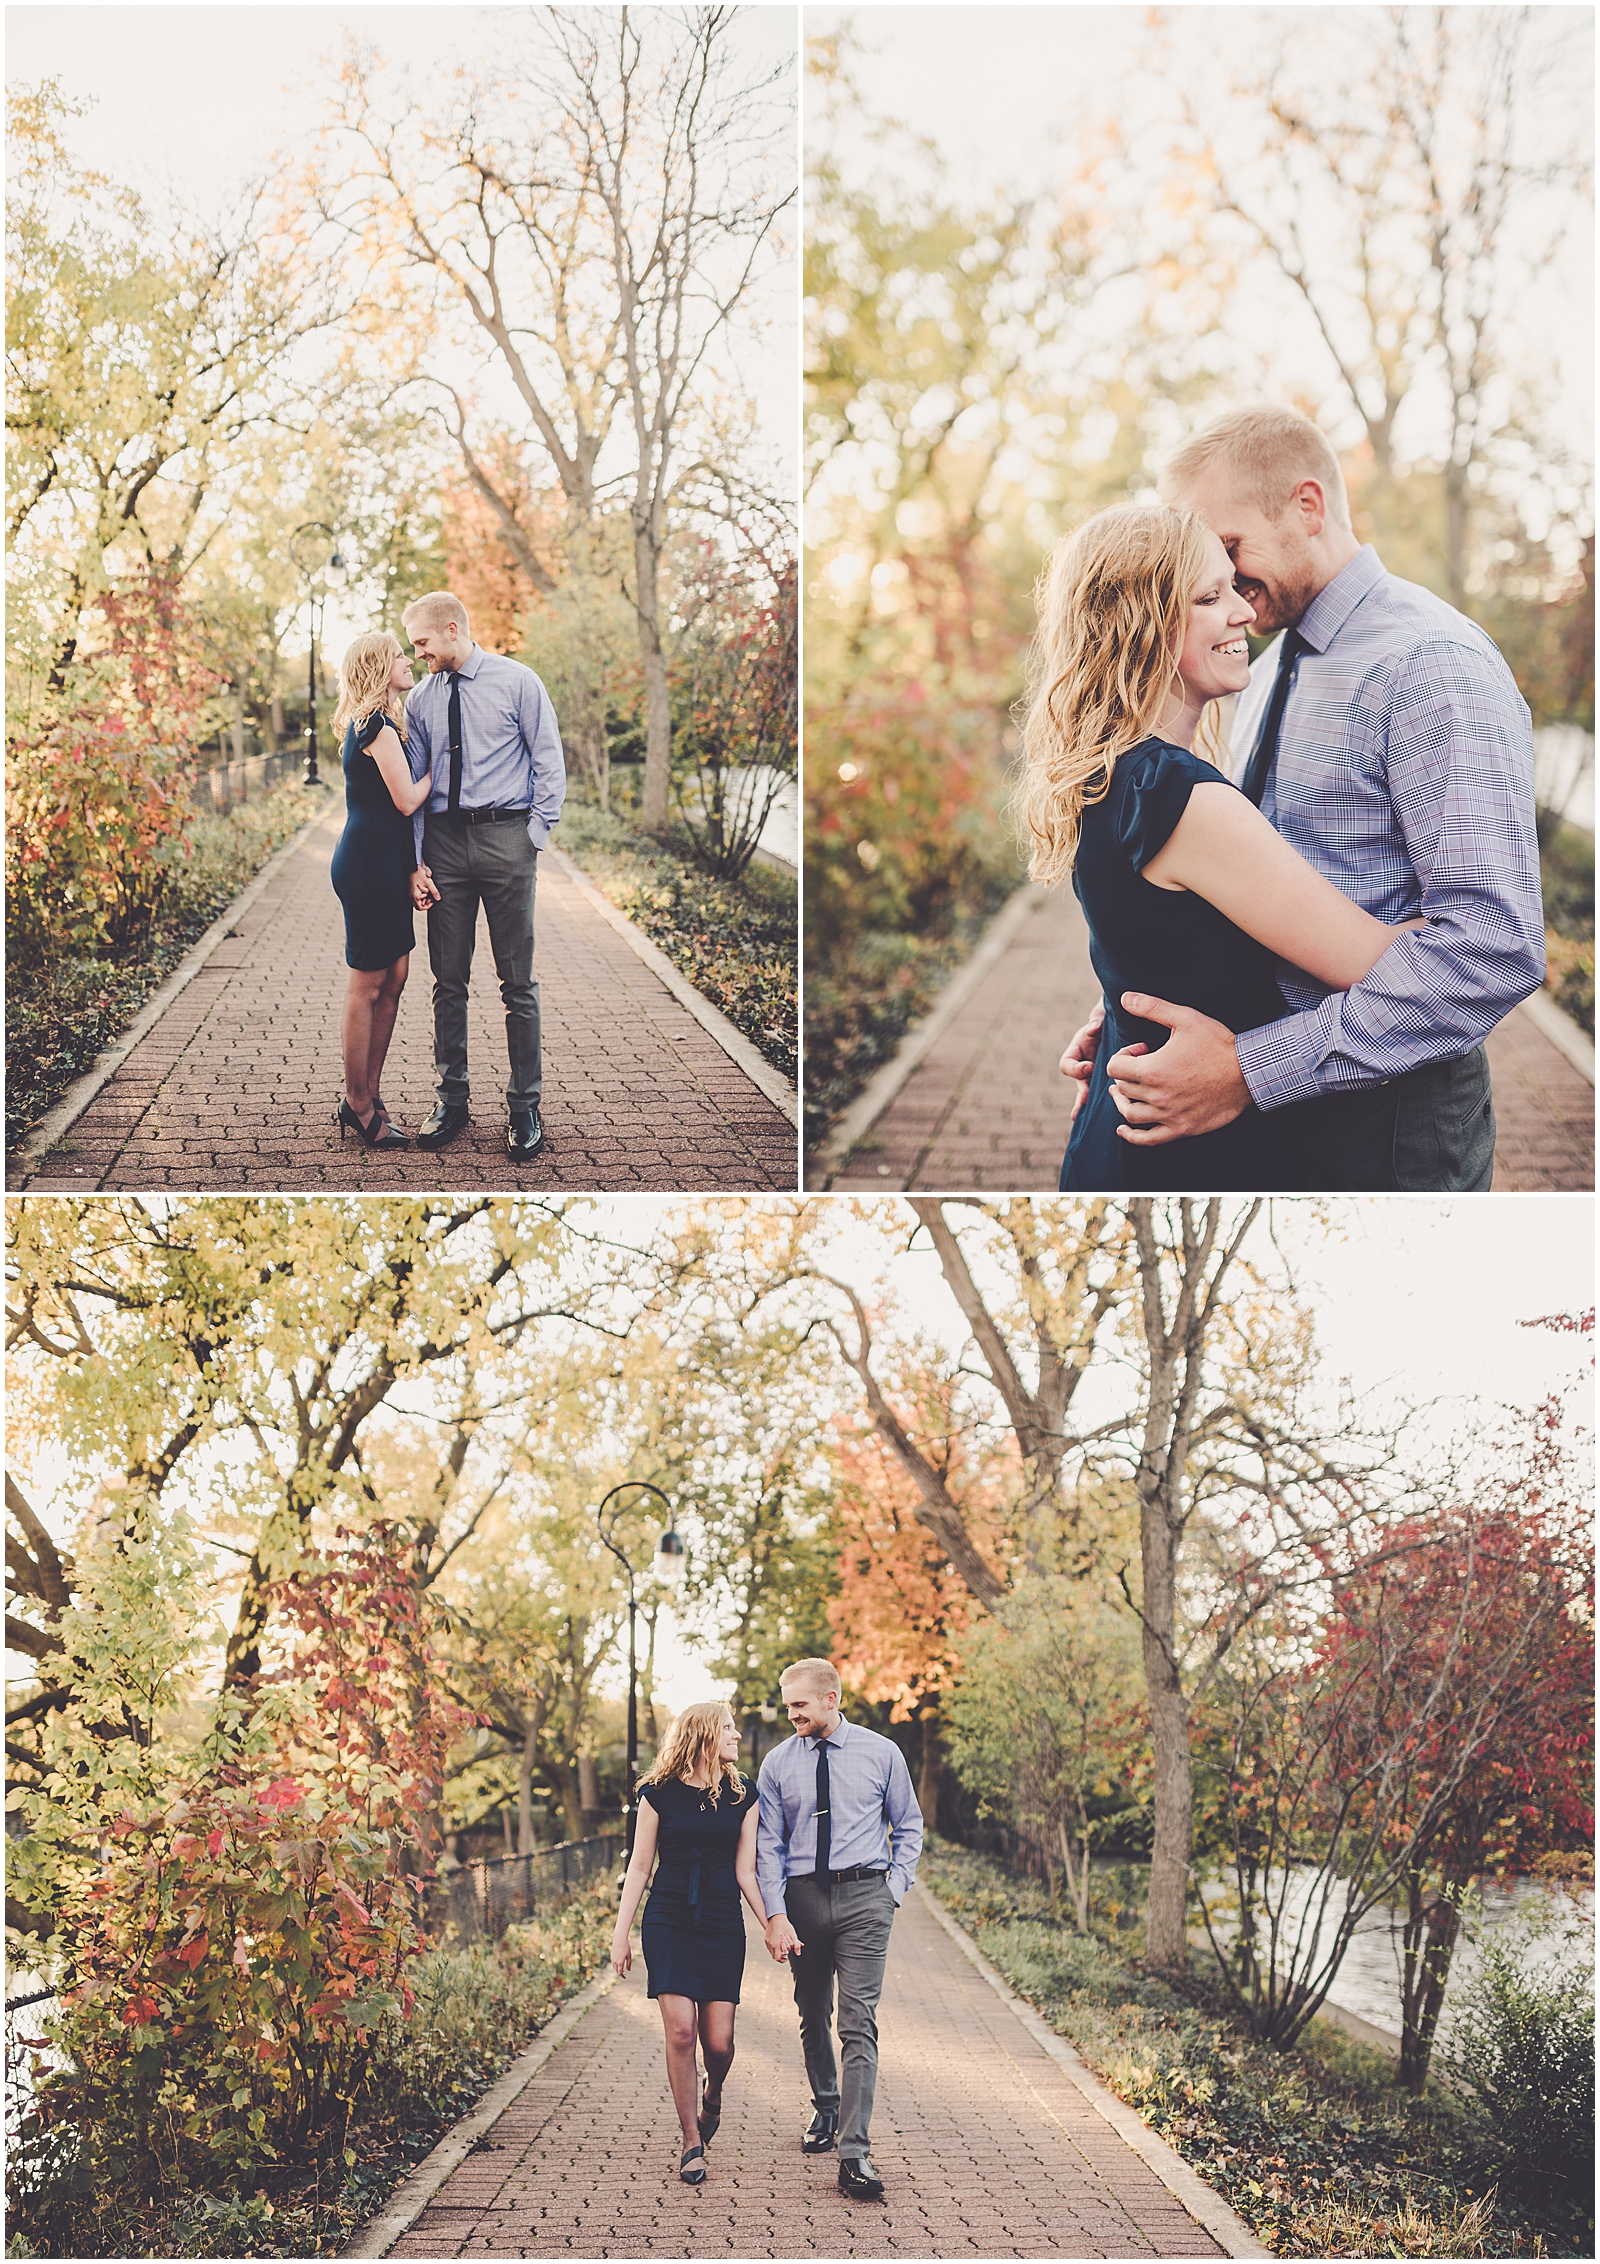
[1237,560,1321,634]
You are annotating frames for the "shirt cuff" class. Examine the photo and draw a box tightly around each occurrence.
[526,816,551,850]
[1236,1016,1330,1111]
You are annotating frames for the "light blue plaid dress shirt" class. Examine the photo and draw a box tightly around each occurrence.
[755,1717,924,1915]
[406,644,567,865]
[1227,547,1543,1110]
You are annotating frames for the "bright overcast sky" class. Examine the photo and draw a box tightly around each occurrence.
[805,3,1595,473]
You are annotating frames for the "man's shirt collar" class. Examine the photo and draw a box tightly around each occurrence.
[1296,545,1384,655]
[806,1715,849,1750]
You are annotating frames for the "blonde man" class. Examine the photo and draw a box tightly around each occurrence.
[400,591,566,1157]
[1060,404,1543,1192]
[755,1658,922,2203]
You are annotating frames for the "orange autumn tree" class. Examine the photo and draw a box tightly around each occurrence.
[827,1397,1017,1831]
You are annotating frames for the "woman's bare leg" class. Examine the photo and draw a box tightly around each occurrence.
[656,1994,702,2150]
[697,2001,735,2115]
[341,969,387,1115]
[365,956,408,1116]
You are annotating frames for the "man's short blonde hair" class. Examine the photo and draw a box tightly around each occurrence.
[779,1657,842,1697]
[402,589,472,636]
[1162,406,1352,530]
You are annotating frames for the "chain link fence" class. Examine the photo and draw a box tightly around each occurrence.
[427,1833,622,1943]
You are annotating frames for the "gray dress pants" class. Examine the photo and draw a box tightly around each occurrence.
[1281,1043,1495,1191]
[422,816,541,1111]
[784,1873,896,2159]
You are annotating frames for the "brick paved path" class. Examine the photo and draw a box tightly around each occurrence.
[385,1893,1227,2260]
[824,888,1592,1193]
[15,802,795,1192]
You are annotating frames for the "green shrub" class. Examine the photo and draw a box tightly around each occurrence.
[1438,1913,1596,2190]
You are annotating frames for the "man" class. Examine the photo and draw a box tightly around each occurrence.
[756,1657,922,2203]
[401,591,566,1157]
[1061,405,1544,1191]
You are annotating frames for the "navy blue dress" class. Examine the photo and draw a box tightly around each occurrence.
[639,1776,756,2004]
[329,709,416,970]
[1061,737,1291,1192]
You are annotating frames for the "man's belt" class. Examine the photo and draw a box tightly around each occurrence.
[430,806,530,825]
[818,1866,887,1886]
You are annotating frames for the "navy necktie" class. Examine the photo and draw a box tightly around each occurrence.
[813,1738,831,1885]
[446,672,464,815]
[1240,628,1307,808]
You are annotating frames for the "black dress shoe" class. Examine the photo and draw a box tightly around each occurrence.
[416,1101,470,1150]
[802,2106,838,2154]
[839,2154,885,2201]
[505,1107,545,1158]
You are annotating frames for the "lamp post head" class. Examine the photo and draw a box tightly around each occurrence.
[653,1526,686,1591]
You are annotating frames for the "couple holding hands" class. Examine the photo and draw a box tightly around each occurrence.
[610,1658,922,2200]
[327,590,564,1160]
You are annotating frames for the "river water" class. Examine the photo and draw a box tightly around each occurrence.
[1195,1870,1595,2045]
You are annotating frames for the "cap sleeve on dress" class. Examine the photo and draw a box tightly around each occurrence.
[1110,740,1229,873]
[357,710,391,752]
[639,1781,663,1814]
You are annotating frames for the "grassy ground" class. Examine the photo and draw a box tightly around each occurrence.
[558,798,798,1081]
[6,1880,615,2261]
[1540,820,1594,1036]
[5,781,319,1155]
[922,1840,1589,2260]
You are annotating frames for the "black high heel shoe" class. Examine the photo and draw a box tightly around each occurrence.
[679,2143,706,2186]
[337,1098,409,1150]
[697,2083,721,2143]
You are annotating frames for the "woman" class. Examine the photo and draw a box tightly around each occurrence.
[611,1702,768,2187]
[328,633,432,1148]
[1018,504,1421,1191]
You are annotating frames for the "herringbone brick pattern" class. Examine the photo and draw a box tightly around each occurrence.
[18,801,796,1192]
[388,1893,1224,2260]
[828,888,1591,1194]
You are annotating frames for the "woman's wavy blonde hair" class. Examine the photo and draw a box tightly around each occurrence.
[1017,502,1229,886]
[332,632,409,744]
[638,1701,743,1808]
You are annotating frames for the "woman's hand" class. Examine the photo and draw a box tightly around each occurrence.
[610,1932,632,1979]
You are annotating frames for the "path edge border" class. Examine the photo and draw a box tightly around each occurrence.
[1518,987,1595,1084]
[920,1888,1273,2262]
[544,845,799,1128]
[343,1964,620,2259]
[809,884,1049,1188]
[9,802,333,1185]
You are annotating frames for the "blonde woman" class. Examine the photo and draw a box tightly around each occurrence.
[611,1702,767,2187]
[328,633,432,1148]
[1019,504,1421,1191]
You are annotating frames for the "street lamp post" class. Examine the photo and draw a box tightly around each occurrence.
[289,522,348,789]
[595,1481,686,1856]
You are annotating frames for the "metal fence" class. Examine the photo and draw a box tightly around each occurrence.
[427,1833,622,1942]
[199,747,306,812]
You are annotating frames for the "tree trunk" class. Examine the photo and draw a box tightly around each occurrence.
[1444,458,1470,614]
[517,1720,539,1856]
[917,1707,944,1833]
[1140,1499,1193,1971]
[635,525,671,832]
[271,692,286,752]
[1398,1870,1464,2092]
[558,1763,584,1842]
[232,681,247,762]
[578,1749,602,1834]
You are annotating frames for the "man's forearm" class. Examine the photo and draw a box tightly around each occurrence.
[1240,922,1546,1110]
[755,1854,785,1917]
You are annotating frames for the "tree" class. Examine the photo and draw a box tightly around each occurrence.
[671,544,797,876]
[945,1571,1145,1932]
[6,82,330,705]
[1158,8,1593,610]
[826,1412,1005,1830]
[3,1197,665,1760]
[320,8,795,830]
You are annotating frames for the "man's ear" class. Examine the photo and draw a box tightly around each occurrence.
[1294,478,1328,540]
